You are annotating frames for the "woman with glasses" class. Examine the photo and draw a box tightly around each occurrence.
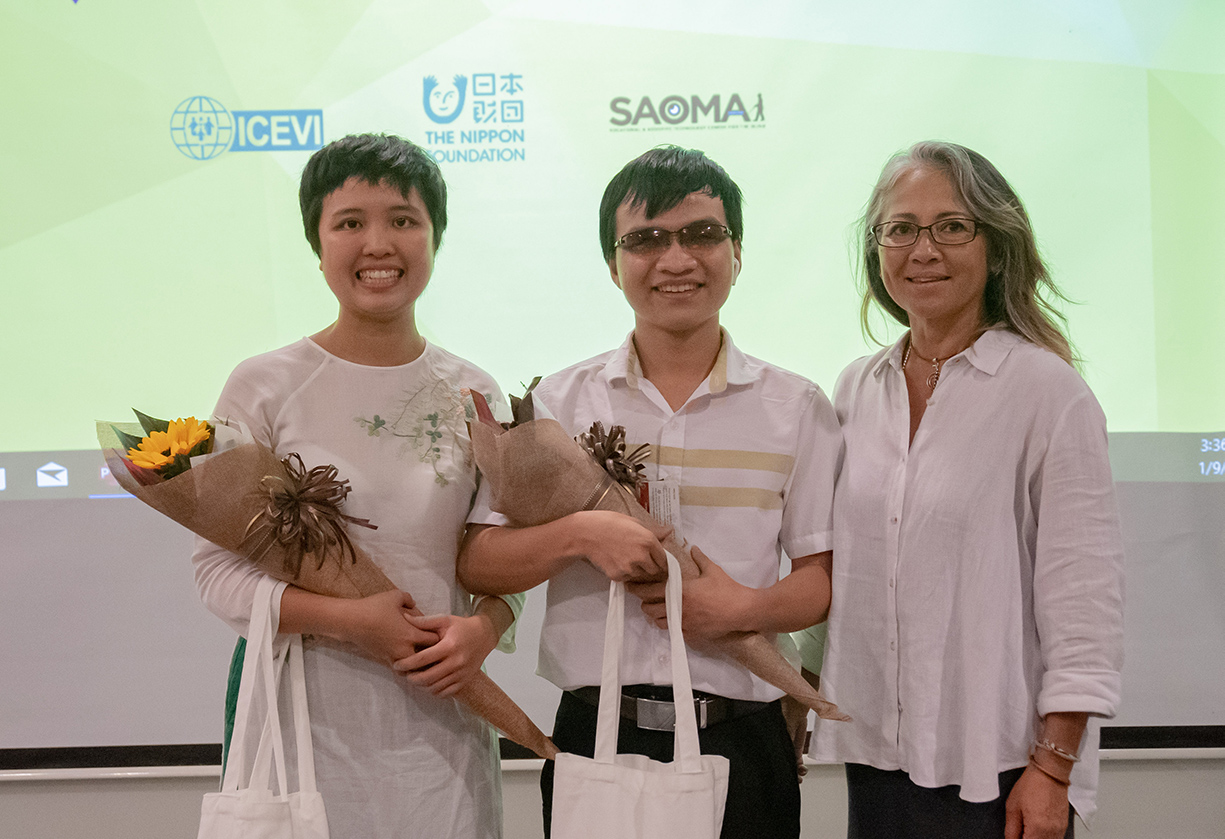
[799,141,1124,839]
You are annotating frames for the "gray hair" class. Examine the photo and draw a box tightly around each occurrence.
[856,141,1075,365]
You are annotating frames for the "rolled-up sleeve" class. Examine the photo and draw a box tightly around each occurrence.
[1033,391,1125,718]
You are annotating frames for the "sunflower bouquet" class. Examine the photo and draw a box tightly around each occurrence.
[109,411,216,483]
[96,410,557,759]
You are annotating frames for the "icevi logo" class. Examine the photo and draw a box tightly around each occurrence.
[170,96,324,160]
[170,96,234,159]
[609,92,765,129]
[231,110,324,152]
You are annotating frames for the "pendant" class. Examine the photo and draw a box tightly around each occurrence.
[926,370,940,390]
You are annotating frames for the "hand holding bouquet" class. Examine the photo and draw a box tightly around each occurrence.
[468,390,849,722]
[98,410,558,758]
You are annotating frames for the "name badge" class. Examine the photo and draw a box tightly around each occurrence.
[646,480,683,537]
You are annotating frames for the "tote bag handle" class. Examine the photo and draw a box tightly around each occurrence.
[593,550,703,772]
[221,577,319,798]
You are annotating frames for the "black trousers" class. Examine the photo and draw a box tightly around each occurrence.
[541,689,801,839]
[846,763,1076,839]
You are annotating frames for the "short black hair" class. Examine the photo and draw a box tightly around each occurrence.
[598,146,744,262]
[299,133,447,256]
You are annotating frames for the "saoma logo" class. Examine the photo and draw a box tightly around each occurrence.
[170,96,325,160]
[609,93,765,127]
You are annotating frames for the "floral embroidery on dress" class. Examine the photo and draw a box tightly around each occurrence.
[461,389,497,423]
[354,376,478,485]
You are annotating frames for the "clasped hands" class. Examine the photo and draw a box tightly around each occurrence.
[345,589,498,698]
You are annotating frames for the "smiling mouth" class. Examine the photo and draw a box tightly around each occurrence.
[357,269,402,287]
[654,282,701,294]
[908,276,948,284]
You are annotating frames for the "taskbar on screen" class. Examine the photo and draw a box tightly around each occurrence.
[2,432,1221,502]
[0,450,133,501]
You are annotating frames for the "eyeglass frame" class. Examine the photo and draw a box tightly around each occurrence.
[613,222,734,254]
[871,217,982,248]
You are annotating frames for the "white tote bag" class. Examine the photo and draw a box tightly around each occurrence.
[199,576,329,839]
[552,551,731,839]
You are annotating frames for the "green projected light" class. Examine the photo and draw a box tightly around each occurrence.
[2,2,1223,451]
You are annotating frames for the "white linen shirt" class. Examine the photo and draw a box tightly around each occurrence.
[474,330,842,701]
[807,328,1124,818]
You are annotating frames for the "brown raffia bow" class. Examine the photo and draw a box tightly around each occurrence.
[243,453,377,578]
[577,422,650,492]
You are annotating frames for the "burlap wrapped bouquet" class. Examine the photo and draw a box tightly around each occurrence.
[98,415,557,759]
[467,394,848,723]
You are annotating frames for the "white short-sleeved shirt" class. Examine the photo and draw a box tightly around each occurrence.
[193,337,512,838]
[473,330,842,701]
[806,329,1124,818]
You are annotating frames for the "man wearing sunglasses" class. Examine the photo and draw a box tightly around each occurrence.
[460,146,840,838]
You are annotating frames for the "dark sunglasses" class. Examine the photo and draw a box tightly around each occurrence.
[614,222,733,255]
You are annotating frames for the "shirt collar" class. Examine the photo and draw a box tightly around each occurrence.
[872,325,1019,378]
[963,327,1020,375]
[873,334,909,377]
[603,327,752,394]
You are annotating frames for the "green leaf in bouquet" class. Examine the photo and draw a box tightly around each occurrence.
[508,376,542,427]
[110,425,147,454]
[133,409,170,436]
[160,453,193,480]
[187,423,216,458]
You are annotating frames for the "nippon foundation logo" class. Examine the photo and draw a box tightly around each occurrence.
[170,96,325,160]
[608,91,766,131]
[419,72,527,164]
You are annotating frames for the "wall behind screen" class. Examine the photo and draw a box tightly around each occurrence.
[1,1,1222,754]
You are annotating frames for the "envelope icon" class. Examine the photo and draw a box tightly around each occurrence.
[36,461,69,488]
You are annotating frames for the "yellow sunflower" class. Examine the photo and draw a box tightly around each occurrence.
[128,430,174,469]
[125,417,213,474]
[167,416,212,456]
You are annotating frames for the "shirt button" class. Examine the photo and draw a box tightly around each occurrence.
[890,641,896,650]
[891,516,899,524]
[889,578,895,588]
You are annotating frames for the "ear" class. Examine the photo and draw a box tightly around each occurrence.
[731,241,742,284]
[608,257,622,289]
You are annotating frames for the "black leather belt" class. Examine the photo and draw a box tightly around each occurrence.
[568,685,771,732]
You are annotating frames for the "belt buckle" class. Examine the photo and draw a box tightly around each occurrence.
[634,696,709,731]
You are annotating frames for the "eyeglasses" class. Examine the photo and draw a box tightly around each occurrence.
[614,222,733,255]
[872,218,980,248]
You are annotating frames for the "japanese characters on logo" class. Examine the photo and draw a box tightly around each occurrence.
[420,72,527,163]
